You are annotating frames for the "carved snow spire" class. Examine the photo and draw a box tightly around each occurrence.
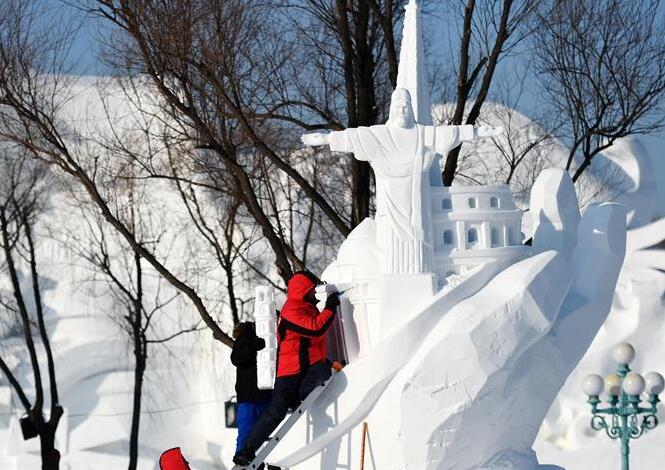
[396,0,433,125]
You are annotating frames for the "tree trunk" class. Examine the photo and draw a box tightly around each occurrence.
[128,347,146,470]
[129,253,145,470]
[335,0,376,228]
[39,428,60,470]
[442,146,462,186]
[224,261,241,325]
[351,159,372,226]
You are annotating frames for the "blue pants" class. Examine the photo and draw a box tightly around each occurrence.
[236,400,270,454]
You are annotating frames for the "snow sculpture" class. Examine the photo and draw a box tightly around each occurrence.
[302,0,504,338]
[303,90,502,276]
[265,170,626,470]
[302,0,502,278]
[269,1,628,470]
[321,219,380,359]
[432,184,527,280]
[254,286,277,390]
[530,169,580,259]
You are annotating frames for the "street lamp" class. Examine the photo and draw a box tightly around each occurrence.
[583,342,664,470]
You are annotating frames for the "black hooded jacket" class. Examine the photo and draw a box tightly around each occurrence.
[231,328,272,403]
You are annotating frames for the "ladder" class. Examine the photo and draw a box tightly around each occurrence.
[233,372,337,470]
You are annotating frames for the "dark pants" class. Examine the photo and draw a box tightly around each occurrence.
[242,361,331,452]
[236,399,271,454]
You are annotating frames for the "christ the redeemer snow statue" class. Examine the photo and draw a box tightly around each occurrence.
[302,88,502,275]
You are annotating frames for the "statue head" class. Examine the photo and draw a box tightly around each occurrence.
[388,88,415,128]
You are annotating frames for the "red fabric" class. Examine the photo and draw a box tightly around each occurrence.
[159,448,191,470]
[276,274,335,377]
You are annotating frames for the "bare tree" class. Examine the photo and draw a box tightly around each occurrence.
[88,0,350,281]
[281,0,405,225]
[446,74,558,205]
[84,0,407,263]
[57,168,203,470]
[64,0,405,292]
[0,0,233,345]
[534,0,665,183]
[0,148,62,470]
[73,225,198,470]
[440,0,539,186]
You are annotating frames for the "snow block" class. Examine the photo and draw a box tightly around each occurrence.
[378,272,436,339]
[254,286,277,390]
[400,251,572,470]
[570,203,627,302]
[530,169,580,259]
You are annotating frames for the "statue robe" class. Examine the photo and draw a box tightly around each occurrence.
[329,123,475,275]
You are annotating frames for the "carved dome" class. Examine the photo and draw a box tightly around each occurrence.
[322,218,380,283]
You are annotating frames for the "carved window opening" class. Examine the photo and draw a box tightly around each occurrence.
[442,198,452,210]
[491,227,501,247]
[490,196,499,208]
[468,197,477,209]
[468,228,478,244]
[443,230,454,245]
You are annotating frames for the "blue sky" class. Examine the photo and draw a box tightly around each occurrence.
[45,0,110,76]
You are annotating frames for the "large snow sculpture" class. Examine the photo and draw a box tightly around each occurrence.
[265,170,626,470]
[273,1,628,470]
[302,0,504,339]
[303,91,502,277]
[302,0,502,281]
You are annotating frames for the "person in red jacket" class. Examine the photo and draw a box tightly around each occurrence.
[233,271,340,467]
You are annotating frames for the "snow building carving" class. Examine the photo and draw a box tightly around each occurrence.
[320,218,380,361]
[431,184,528,281]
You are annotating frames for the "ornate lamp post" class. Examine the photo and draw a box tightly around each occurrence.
[583,342,665,470]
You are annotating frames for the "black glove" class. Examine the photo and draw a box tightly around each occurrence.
[325,291,341,310]
[254,337,266,351]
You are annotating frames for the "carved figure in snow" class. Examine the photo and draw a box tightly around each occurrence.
[302,88,502,275]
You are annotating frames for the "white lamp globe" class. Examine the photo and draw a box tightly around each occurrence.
[604,374,622,396]
[612,342,636,365]
[623,373,645,396]
[583,374,604,396]
[644,372,665,395]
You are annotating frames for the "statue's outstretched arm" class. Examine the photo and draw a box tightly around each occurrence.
[432,124,504,154]
[301,131,333,147]
[473,125,504,139]
[301,130,356,154]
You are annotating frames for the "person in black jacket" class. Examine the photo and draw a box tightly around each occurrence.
[231,322,272,456]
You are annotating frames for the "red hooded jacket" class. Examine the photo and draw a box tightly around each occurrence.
[276,273,336,377]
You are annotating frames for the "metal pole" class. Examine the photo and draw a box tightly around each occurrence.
[618,365,630,470]
[620,414,630,470]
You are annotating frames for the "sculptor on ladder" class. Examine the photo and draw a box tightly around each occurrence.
[233,272,340,467]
